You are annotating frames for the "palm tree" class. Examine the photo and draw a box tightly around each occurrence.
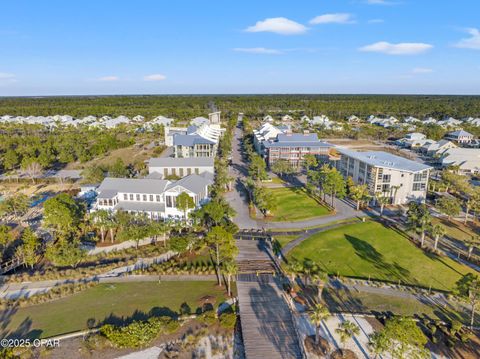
[311,266,328,303]
[91,209,109,242]
[309,303,330,344]
[375,192,390,216]
[335,320,360,357]
[465,237,479,260]
[223,261,237,297]
[285,259,303,282]
[431,224,446,252]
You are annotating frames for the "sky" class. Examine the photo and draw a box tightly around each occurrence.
[0,0,479,96]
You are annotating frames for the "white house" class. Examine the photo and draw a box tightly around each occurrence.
[337,148,432,205]
[147,157,215,178]
[444,130,474,144]
[190,116,210,127]
[440,148,480,174]
[94,173,213,220]
[252,123,287,154]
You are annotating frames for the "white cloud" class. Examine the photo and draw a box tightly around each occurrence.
[98,76,119,81]
[359,41,433,55]
[455,28,480,50]
[0,72,15,80]
[412,67,433,74]
[368,19,384,24]
[233,47,282,54]
[144,74,167,81]
[245,17,307,35]
[366,0,393,4]
[309,13,355,25]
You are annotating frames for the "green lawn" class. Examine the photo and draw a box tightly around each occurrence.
[2,281,228,339]
[274,235,300,248]
[288,221,476,291]
[431,217,479,242]
[265,187,331,222]
[324,288,477,325]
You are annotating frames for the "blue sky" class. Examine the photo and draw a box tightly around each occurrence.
[0,0,479,95]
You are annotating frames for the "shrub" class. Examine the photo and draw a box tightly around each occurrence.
[100,316,179,348]
[197,310,217,326]
[219,312,236,329]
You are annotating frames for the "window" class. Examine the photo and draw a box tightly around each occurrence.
[149,195,153,201]
[136,194,140,201]
[123,194,128,200]
[172,168,176,176]
[382,184,390,192]
[414,173,423,182]
[156,195,161,202]
[129,194,133,200]
[195,168,199,174]
[413,183,426,191]
[382,174,391,183]
[164,168,168,177]
[187,168,192,175]
[179,168,184,177]
[143,195,147,201]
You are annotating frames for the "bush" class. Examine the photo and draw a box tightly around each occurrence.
[197,310,217,326]
[100,316,179,348]
[219,312,236,329]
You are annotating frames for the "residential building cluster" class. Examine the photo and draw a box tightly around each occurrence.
[0,114,176,129]
[165,112,225,158]
[253,122,332,169]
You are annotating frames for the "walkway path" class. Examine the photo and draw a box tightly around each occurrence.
[0,251,176,300]
[225,119,365,230]
[235,239,303,358]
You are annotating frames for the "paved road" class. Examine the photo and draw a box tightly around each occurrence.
[225,120,365,230]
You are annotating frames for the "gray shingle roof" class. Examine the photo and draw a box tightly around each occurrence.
[338,148,432,172]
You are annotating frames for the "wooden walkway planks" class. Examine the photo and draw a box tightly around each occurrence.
[237,277,303,359]
[235,239,303,359]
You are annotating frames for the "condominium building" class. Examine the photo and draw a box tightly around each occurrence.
[263,132,332,169]
[337,148,432,205]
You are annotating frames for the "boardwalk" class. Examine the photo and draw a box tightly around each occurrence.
[236,239,303,359]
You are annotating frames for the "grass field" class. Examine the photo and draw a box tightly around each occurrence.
[431,217,480,242]
[265,187,331,222]
[1,281,228,339]
[288,221,476,291]
[324,288,477,325]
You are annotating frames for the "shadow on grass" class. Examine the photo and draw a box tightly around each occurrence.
[344,234,412,284]
[0,303,43,340]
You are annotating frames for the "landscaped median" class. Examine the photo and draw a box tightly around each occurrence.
[263,186,332,222]
[286,220,476,291]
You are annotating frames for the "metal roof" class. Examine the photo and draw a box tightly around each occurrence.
[337,148,432,172]
[173,134,215,146]
[98,178,170,195]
